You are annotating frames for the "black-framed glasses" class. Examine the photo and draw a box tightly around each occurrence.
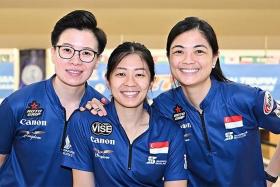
[55,45,98,63]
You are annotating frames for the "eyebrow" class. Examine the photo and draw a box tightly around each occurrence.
[60,43,96,51]
[171,44,208,49]
[116,67,147,71]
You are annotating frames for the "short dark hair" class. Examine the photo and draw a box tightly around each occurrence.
[166,17,229,82]
[51,10,107,54]
[106,42,155,83]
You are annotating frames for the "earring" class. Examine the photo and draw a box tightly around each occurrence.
[212,64,216,68]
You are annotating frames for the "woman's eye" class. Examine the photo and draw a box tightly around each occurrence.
[63,48,72,53]
[136,73,145,77]
[195,49,205,55]
[116,72,125,77]
[172,50,184,55]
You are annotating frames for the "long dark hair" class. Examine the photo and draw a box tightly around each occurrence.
[166,17,229,82]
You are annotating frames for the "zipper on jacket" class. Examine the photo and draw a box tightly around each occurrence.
[60,108,68,151]
[199,111,212,152]
[128,144,133,170]
[121,125,146,170]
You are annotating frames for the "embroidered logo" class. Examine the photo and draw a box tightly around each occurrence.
[146,156,167,165]
[172,105,186,121]
[263,91,274,115]
[91,122,113,136]
[20,130,45,140]
[94,148,113,159]
[62,135,75,157]
[273,103,280,118]
[25,101,44,117]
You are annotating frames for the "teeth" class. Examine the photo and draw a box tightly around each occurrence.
[122,91,138,96]
[67,70,82,74]
[180,68,198,73]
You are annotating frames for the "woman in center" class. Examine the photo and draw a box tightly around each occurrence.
[62,42,188,187]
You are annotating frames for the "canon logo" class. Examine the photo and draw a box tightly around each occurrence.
[20,119,47,126]
[90,137,115,145]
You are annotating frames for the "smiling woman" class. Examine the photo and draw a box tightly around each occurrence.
[62,41,188,187]
[0,10,107,187]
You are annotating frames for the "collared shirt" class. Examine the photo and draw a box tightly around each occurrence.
[0,75,106,187]
[153,78,280,187]
[62,102,188,187]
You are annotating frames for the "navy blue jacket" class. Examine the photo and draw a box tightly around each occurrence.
[0,75,105,187]
[62,102,188,187]
[153,78,280,187]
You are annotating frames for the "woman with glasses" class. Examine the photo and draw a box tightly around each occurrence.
[0,10,107,186]
[62,42,188,187]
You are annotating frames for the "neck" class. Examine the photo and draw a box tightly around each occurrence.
[182,78,211,112]
[114,101,149,142]
[52,77,85,119]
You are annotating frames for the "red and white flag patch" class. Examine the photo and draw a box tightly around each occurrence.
[263,91,274,115]
[224,115,243,129]
[149,141,169,154]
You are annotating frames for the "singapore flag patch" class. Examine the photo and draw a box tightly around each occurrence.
[149,141,169,154]
[224,115,243,129]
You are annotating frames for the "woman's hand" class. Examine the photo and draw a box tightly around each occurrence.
[80,97,108,116]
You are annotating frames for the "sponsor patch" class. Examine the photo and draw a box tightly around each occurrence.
[263,91,274,115]
[224,115,243,129]
[150,141,169,154]
[63,135,72,150]
[90,136,115,145]
[94,148,113,159]
[91,122,112,135]
[172,105,186,121]
[62,135,75,157]
[180,123,192,129]
[224,131,248,141]
[146,156,167,165]
[20,119,47,126]
[20,130,45,140]
[184,133,192,142]
[273,103,280,118]
[25,101,44,117]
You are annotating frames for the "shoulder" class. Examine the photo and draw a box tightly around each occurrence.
[150,109,181,132]
[69,109,98,124]
[220,81,261,101]
[153,87,182,108]
[85,84,107,101]
[3,80,47,106]
[155,88,178,101]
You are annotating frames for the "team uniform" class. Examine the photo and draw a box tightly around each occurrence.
[153,78,280,187]
[0,75,105,187]
[62,102,188,187]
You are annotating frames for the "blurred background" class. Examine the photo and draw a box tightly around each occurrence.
[0,1,280,184]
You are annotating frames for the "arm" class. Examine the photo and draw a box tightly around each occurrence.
[164,180,187,187]
[73,169,95,187]
[266,142,280,187]
[0,154,7,167]
[0,99,15,162]
[163,122,188,184]
[61,112,95,177]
